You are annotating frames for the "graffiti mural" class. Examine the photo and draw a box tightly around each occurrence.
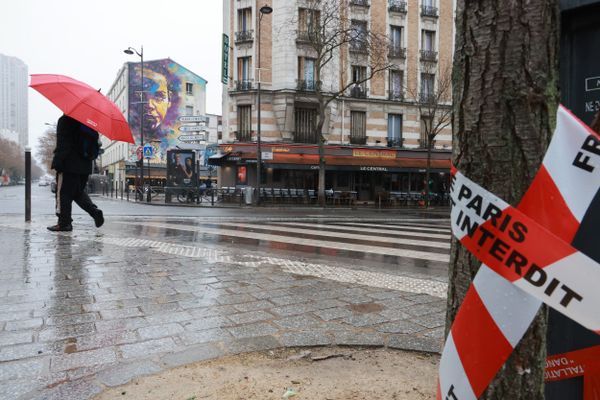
[128,59,206,163]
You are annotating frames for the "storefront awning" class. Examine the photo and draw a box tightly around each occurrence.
[207,152,230,166]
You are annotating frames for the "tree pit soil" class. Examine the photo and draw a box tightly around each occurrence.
[94,346,440,400]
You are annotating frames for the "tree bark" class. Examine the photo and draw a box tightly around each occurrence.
[448,1,559,399]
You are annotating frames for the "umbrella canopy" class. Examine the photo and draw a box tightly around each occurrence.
[30,74,134,143]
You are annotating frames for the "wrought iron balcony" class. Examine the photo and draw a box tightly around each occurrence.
[388,0,407,13]
[387,137,403,148]
[388,89,404,101]
[421,5,438,17]
[420,50,438,62]
[235,80,253,91]
[350,0,370,7]
[296,30,318,43]
[296,79,322,91]
[350,85,368,98]
[235,131,253,142]
[388,45,406,59]
[235,30,254,43]
[350,136,367,145]
[419,92,436,103]
[349,40,368,53]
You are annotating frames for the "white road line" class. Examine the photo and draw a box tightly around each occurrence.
[116,221,450,262]
[211,221,450,249]
[332,222,451,233]
[269,221,451,240]
[97,236,448,298]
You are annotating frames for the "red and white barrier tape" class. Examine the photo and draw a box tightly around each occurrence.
[438,105,600,400]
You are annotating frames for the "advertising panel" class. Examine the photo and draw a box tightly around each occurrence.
[166,150,196,187]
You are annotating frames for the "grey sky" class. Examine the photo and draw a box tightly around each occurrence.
[1,0,223,159]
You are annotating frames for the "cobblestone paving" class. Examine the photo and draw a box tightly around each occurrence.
[0,215,448,400]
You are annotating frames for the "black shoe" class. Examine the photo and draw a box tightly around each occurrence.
[94,210,104,228]
[47,224,73,232]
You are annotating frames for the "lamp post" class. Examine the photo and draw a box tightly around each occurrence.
[256,4,272,205]
[124,45,145,201]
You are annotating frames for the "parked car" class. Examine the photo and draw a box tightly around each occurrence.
[38,180,49,186]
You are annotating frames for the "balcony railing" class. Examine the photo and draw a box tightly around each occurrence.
[387,137,403,148]
[350,0,370,7]
[350,85,368,98]
[388,0,407,13]
[297,79,322,91]
[350,136,367,145]
[235,30,254,43]
[419,92,436,103]
[235,131,252,142]
[388,45,406,59]
[388,90,404,101]
[235,80,253,91]
[420,50,438,62]
[296,30,318,43]
[349,40,368,53]
[421,5,438,17]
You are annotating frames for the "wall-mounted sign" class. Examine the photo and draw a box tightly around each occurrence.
[585,76,600,92]
[222,34,229,85]
[352,149,396,159]
[272,147,291,153]
[178,115,209,123]
[178,134,206,143]
[360,166,388,172]
[261,151,273,160]
[179,125,207,132]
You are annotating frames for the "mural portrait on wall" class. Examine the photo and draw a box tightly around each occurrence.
[128,59,206,164]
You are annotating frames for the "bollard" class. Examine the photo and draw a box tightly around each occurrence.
[120,181,123,200]
[211,188,214,206]
[126,186,129,202]
[25,147,31,222]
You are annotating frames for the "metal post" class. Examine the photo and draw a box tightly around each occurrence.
[25,147,31,222]
[256,15,262,206]
[140,46,146,202]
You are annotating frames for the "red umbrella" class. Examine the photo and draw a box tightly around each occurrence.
[30,74,134,143]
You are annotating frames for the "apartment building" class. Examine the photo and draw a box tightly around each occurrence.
[217,0,453,200]
[101,58,220,188]
[0,54,28,148]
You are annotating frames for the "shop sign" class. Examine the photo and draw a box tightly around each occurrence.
[261,151,273,160]
[272,147,291,153]
[224,146,234,152]
[360,166,388,172]
[352,149,396,159]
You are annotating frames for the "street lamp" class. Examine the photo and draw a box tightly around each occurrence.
[256,4,272,205]
[123,45,145,201]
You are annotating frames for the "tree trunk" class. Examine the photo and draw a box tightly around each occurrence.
[448,1,559,399]
[425,143,432,208]
[316,101,326,207]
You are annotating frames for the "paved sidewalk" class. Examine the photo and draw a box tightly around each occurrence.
[0,216,446,400]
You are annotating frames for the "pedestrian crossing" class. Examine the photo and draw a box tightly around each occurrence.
[115,218,451,264]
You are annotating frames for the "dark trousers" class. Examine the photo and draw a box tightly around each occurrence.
[55,172,99,226]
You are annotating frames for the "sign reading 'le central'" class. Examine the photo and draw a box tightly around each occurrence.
[352,149,396,159]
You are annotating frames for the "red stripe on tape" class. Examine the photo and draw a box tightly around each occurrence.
[451,286,513,396]
[519,165,579,243]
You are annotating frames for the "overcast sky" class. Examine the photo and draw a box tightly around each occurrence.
[1,0,223,158]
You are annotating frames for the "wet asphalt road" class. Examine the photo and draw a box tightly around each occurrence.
[0,185,450,399]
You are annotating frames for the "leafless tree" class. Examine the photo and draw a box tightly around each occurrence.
[288,0,394,205]
[447,1,559,398]
[405,62,452,207]
[37,126,57,173]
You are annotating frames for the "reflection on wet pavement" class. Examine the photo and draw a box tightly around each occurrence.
[0,213,450,399]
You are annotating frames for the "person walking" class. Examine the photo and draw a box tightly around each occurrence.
[48,115,104,232]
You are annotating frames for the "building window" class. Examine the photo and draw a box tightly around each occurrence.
[297,57,317,90]
[389,70,403,100]
[421,0,438,17]
[350,111,367,145]
[422,30,435,51]
[420,73,435,102]
[237,105,252,142]
[185,83,193,95]
[238,8,252,32]
[420,116,432,147]
[185,106,194,115]
[350,20,368,52]
[387,114,403,147]
[390,25,402,48]
[237,57,252,90]
[294,107,318,143]
[298,8,320,41]
[351,65,367,97]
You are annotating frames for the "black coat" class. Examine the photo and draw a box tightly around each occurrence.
[51,115,94,175]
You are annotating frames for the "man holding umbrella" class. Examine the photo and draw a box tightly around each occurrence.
[48,114,104,232]
[29,73,135,231]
